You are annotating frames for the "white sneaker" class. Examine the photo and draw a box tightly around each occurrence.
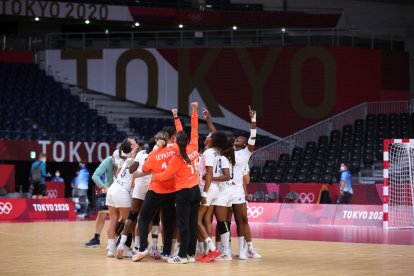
[107,249,115,258]
[161,254,171,262]
[216,254,232,261]
[132,249,149,262]
[187,255,196,263]
[238,251,247,260]
[167,256,188,264]
[116,244,125,259]
[149,247,161,259]
[123,246,134,258]
[132,247,139,254]
[247,248,262,259]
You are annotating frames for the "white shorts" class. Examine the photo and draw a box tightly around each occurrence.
[132,178,150,200]
[106,185,132,208]
[231,185,246,205]
[203,183,219,206]
[213,183,234,207]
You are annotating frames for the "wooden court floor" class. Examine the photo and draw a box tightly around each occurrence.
[0,221,413,276]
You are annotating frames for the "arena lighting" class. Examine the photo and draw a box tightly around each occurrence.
[232,25,237,30]
[85,19,90,24]
[178,24,184,29]
[281,28,286,32]
[34,17,39,21]
[30,151,36,159]
[134,22,140,27]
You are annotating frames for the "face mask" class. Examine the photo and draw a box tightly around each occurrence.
[340,166,345,172]
[55,173,60,177]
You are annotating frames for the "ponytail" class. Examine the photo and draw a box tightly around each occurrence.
[176,131,191,165]
[178,140,191,165]
[156,139,166,148]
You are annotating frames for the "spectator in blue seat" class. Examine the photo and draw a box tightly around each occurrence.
[51,170,64,182]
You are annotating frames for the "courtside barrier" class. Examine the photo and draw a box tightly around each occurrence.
[0,198,76,221]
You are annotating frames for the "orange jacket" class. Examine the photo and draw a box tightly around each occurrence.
[152,112,199,191]
[141,116,184,194]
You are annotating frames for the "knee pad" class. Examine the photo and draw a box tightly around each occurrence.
[115,221,125,236]
[128,211,138,221]
[217,221,229,235]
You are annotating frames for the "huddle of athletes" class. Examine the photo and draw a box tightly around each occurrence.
[95,102,261,264]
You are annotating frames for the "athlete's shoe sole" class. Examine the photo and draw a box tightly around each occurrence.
[132,250,149,262]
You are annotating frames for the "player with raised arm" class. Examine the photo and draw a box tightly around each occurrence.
[232,106,261,259]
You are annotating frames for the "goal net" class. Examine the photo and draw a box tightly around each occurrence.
[383,139,414,229]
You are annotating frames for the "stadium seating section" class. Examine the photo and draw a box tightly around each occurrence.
[250,113,412,184]
[0,62,127,143]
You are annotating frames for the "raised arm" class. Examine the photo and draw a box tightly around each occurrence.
[172,108,183,132]
[189,102,199,149]
[203,108,216,133]
[247,105,257,153]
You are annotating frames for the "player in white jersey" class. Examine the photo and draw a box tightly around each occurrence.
[231,106,261,259]
[116,138,156,259]
[112,137,139,177]
[211,143,235,261]
[105,139,137,257]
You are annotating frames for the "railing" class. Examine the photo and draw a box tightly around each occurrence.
[32,28,404,51]
[1,28,406,52]
[251,101,411,167]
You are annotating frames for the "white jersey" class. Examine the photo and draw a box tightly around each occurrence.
[112,158,134,193]
[233,147,252,187]
[112,149,126,171]
[213,155,230,183]
[200,147,220,190]
[133,149,152,186]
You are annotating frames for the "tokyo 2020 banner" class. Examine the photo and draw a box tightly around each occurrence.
[0,140,117,163]
[0,198,76,221]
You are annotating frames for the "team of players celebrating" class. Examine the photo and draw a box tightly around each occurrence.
[94,102,261,264]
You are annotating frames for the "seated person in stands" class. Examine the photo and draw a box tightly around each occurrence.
[51,170,64,182]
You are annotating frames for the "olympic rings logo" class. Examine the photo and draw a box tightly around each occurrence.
[47,189,58,198]
[188,12,204,22]
[247,206,264,218]
[296,193,315,204]
[0,202,12,215]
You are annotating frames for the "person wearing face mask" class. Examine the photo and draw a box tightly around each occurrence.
[51,170,64,182]
[75,160,90,218]
[337,162,353,204]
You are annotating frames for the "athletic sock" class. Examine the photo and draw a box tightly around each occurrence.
[119,235,127,247]
[152,238,158,250]
[238,236,245,252]
[135,236,140,249]
[198,242,205,254]
[247,241,253,251]
[108,239,116,251]
[215,241,221,249]
[205,237,216,251]
[221,232,230,256]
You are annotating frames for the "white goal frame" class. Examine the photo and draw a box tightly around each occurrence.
[383,139,414,230]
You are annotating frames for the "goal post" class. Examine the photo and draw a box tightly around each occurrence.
[383,139,414,230]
